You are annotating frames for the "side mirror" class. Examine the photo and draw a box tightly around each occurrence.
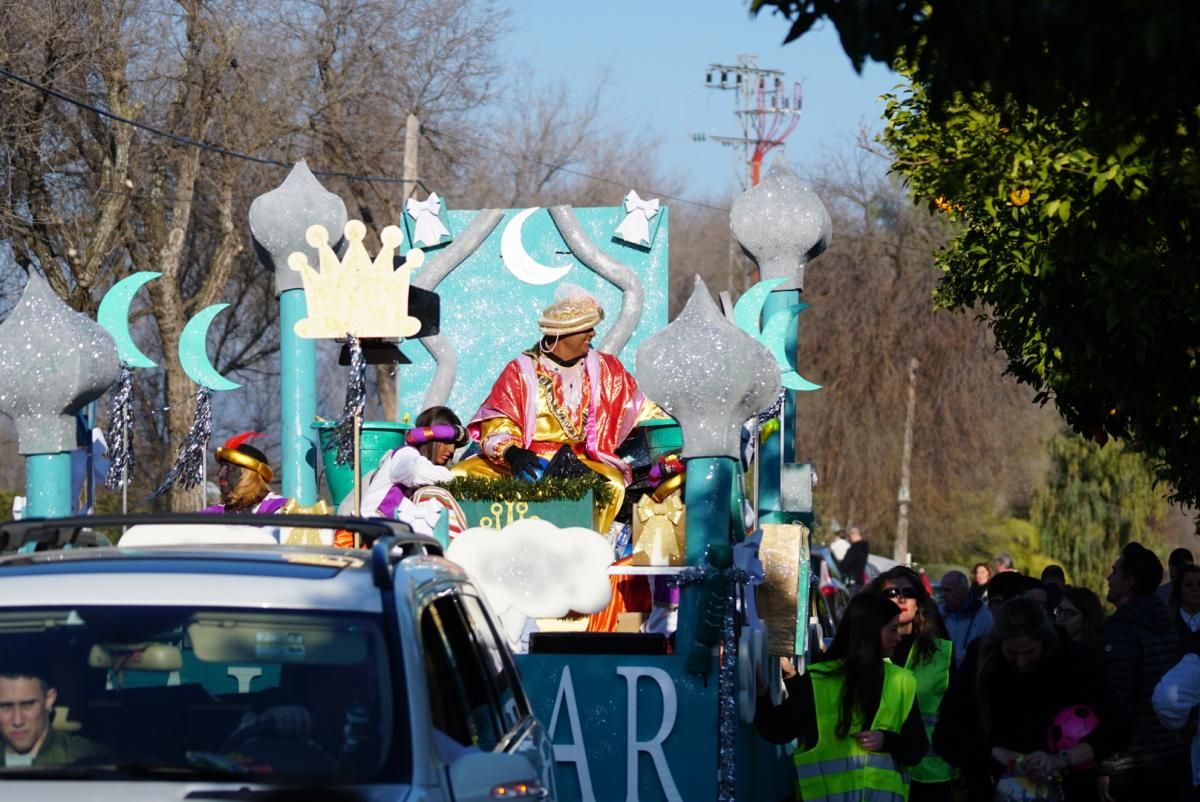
[449,751,548,801]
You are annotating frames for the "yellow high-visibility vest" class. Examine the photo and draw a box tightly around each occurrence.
[794,658,916,802]
[905,638,953,784]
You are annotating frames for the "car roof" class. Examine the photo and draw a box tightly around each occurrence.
[0,514,466,611]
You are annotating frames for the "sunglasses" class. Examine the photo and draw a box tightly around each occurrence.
[882,587,919,600]
[1053,607,1080,619]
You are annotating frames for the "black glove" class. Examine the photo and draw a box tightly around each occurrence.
[503,446,542,482]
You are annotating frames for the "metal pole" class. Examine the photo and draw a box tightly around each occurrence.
[26,453,73,518]
[83,405,95,514]
[280,289,318,504]
[121,409,129,515]
[758,288,798,515]
[353,412,362,548]
[894,357,919,563]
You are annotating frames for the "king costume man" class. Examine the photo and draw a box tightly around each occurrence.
[453,287,657,533]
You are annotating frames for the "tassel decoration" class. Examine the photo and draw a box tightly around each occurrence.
[151,387,214,497]
[333,333,366,465]
[104,365,135,489]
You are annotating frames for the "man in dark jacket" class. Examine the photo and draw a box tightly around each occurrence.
[1098,541,1188,800]
[838,526,870,592]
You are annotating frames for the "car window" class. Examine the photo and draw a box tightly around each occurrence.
[419,594,503,751]
[0,606,401,784]
[460,593,529,729]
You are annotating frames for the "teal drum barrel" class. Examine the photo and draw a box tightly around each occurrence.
[313,421,410,506]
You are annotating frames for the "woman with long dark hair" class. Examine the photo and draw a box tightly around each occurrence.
[867,566,954,802]
[350,405,469,535]
[934,597,1128,801]
[757,593,927,802]
[1055,586,1107,655]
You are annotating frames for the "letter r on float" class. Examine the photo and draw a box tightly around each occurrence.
[549,666,597,802]
[617,666,682,802]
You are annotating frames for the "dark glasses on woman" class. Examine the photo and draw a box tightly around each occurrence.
[882,587,919,600]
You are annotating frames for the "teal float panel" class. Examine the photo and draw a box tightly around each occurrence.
[397,206,669,422]
[516,653,716,802]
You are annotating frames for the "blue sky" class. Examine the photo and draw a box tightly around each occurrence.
[497,1,898,203]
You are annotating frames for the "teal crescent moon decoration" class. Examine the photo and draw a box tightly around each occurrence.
[97,271,161,368]
[761,304,822,392]
[179,303,241,391]
[732,277,786,337]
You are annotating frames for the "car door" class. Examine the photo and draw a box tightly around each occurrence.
[418,588,555,797]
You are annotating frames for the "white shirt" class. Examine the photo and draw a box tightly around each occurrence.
[4,749,34,767]
[829,536,850,562]
[1182,608,1200,633]
[1154,653,1200,786]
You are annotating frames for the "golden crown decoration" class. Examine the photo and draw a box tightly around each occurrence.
[287,220,425,339]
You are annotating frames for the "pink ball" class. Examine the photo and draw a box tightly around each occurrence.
[1047,704,1100,768]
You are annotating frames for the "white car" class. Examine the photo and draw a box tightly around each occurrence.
[0,513,554,801]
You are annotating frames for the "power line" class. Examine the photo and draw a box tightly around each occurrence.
[0,65,732,214]
[425,126,732,214]
[0,67,425,189]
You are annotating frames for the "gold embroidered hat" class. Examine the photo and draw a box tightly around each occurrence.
[539,285,604,337]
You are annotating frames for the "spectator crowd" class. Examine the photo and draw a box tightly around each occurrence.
[758,539,1200,801]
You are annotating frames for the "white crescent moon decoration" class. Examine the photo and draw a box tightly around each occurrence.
[500,207,573,285]
[178,303,241,392]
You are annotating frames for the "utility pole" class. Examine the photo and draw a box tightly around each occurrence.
[392,112,421,422]
[894,357,919,563]
[402,113,420,204]
[693,55,803,188]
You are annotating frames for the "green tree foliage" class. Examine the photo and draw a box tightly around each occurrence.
[749,0,1200,149]
[879,78,1200,511]
[1032,432,1166,594]
[749,1,1200,511]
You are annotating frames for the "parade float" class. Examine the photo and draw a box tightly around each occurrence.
[0,153,830,802]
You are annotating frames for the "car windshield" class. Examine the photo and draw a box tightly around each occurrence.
[0,605,402,784]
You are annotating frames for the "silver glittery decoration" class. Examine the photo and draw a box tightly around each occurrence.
[730,154,831,291]
[414,209,504,408]
[0,272,120,455]
[333,334,366,465]
[151,386,213,497]
[637,277,781,459]
[249,160,349,296]
[104,365,135,489]
[548,205,644,355]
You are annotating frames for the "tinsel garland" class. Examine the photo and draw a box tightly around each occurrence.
[671,564,750,802]
[151,387,213,497]
[104,365,134,490]
[439,473,616,507]
[333,334,366,465]
[756,388,785,423]
[717,577,738,802]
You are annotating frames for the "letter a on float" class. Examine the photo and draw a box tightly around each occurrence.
[548,666,596,802]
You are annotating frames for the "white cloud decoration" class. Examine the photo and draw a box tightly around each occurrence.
[446,519,614,648]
